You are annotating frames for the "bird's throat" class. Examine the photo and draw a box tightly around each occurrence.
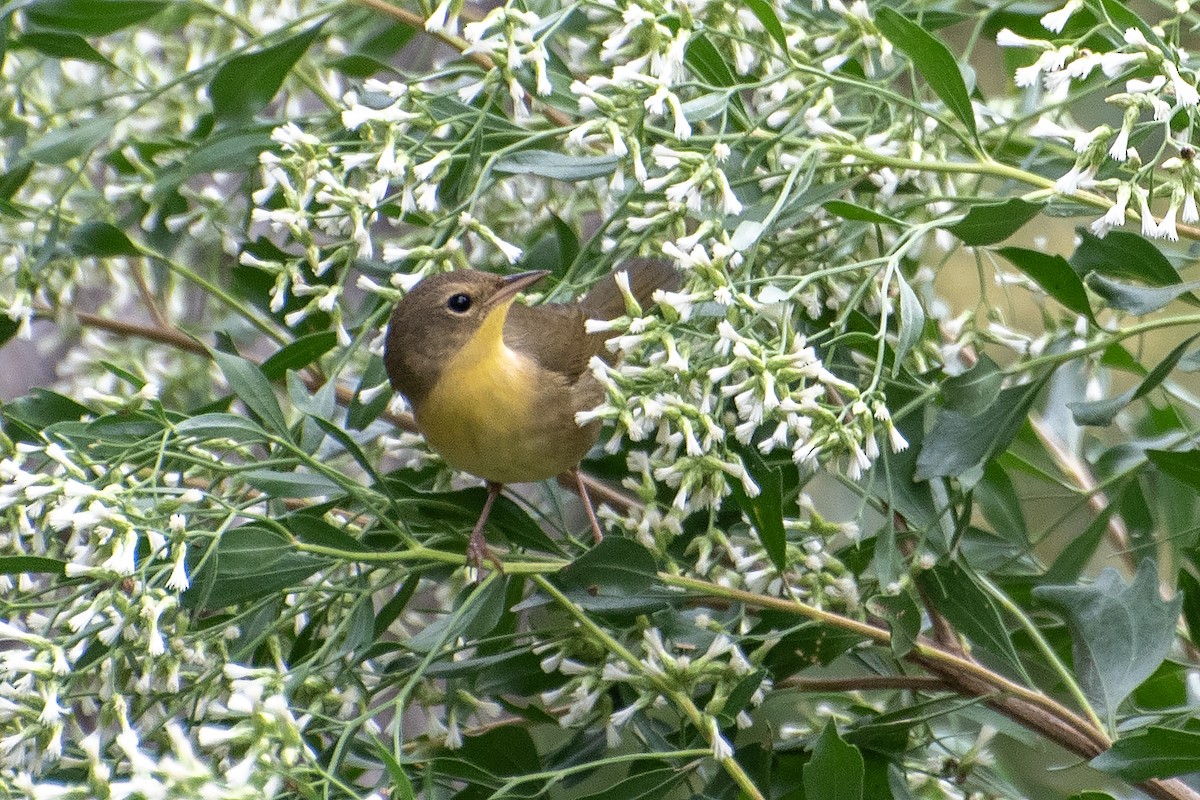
[414,301,545,483]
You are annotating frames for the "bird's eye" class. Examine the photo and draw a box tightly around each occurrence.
[446,293,472,313]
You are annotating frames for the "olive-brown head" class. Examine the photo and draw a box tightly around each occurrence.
[383,269,549,406]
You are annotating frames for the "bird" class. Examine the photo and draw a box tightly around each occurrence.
[383,261,678,572]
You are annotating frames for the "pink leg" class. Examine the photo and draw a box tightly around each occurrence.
[467,481,505,575]
[574,469,604,544]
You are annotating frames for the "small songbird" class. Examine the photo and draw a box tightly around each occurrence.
[383,262,678,571]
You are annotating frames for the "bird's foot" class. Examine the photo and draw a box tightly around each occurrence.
[466,481,505,581]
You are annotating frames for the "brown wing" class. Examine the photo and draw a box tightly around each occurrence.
[503,302,600,381]
[505,260,680,379]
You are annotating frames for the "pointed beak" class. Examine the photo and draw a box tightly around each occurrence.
[489,269,550,307]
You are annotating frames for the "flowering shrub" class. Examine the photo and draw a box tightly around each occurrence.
[4,0,1200,798]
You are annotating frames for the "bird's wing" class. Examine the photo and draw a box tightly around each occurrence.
[504,302,600,381]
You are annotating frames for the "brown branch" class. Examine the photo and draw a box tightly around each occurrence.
[778,674,951,693]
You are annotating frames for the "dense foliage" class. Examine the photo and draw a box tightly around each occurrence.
[3,0,1200,798]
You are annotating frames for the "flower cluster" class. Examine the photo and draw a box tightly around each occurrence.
[998,20,1200,240]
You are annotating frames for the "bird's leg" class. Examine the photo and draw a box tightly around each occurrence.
[467,481,506,576]
[573,469,604,544]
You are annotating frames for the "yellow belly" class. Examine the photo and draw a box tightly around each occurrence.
[415,346,581,484]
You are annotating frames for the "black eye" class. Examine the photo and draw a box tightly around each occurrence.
[446,293,472,313]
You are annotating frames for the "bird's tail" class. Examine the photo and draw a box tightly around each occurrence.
[579,259,680,321]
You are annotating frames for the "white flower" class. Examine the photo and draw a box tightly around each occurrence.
[1055,163,1096,194]
[1137,187,1158,237]
[1041,0,1082,33]
[1166,62,1200,106]
[996,28,1049,48]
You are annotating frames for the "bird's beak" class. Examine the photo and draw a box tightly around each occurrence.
[489,270,550,307]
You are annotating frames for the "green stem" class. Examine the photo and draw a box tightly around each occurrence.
[974,572,1107,734]
[293,541,567,574]
[531,575,767,800]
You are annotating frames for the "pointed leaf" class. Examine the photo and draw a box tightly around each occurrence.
[727,447,787,571]
[1034,559,1182,721]
[803,722,864,800]
[874,7,976,138]
[1069,228,1187,290]
[997,247,1095,322]
[494,150,619,181]
[1085,273,1200,315]
[24,0,166,35]
[744,0,787,50]
[1091,727,1200,781]
[894,271,925,370]
[1070,332,1200,425]
[1146,449,1200,491]
[943,199,1043,246]
[824,201,902,226]
[918,561,1026,678]
[211,348,289,436]
[22,114,115,164]
[916,376,1048,481]
[209,24,323,126]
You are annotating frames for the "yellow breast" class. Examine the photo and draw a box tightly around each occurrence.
[413,305,579,484]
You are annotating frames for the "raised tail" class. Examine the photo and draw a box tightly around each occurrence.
[579,259,680,321]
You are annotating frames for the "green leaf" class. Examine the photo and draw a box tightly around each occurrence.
[997,247,1095,322]
[407,578,507,654]
[347,356,391,430]
[874,7,977,138]
[571,767,687,800]
[68,221,140,258]
[554,537,656,601]
[1084,0,1168,54]
[975,461,1027,545]
[434,724,540,785]
[1069,332,1200,425]
[1146,449,1200,491]
[943,199,1043,246]
[185,525,328,609]
[493,150,619,181]
[1091,727,1200,781]
[241,468,345,498]
[941,354,1002,417]
[803,722,864,800]
[918,561,1026,679]
[894,271,924,370]
[684,34,748,129]
[916,376,1048,481]
[1044,496,1118,584]
[823,201,902,226]
[16,31,112,64]
[208,24,323,127]
[24,0,167,35]
[1179,568,1200,649]
[211,348,289,436]
[173,412,271,444]
[871,590,920,658]
[21,114,115,164]
[1085,273,1200,315]
[1034,559,1182,722]
[727,448,787,571]
[259,331,337,380]
[744,0,786,50]
[1070,228,1190,290]
[0,555,66,575]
